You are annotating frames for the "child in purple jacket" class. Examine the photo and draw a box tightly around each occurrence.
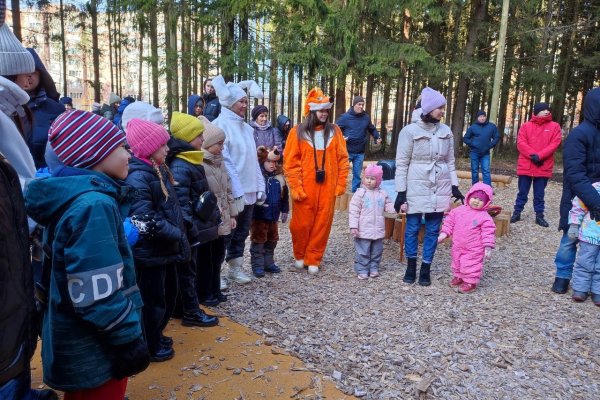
[438,182,496,293]
[349,164,396,279]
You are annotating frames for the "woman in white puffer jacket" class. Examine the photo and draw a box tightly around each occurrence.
[394,87,463,287]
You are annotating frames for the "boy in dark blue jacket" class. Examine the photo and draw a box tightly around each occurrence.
[250,146,289,277]
[463,110,500,186]
[25,110,149,398]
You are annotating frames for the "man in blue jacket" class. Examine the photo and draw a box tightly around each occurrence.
[336,96,381,192]
[552,88,600,294]
[463,110,500,186]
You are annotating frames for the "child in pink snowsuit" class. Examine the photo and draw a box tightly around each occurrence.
[437,182,496,293]
[349,164,397,279]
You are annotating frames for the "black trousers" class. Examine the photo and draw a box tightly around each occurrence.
[196,236,225,301]
[136,263,178,354]
[177,247,201,313]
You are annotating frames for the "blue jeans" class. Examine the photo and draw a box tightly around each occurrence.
[514,175,548,214]
[348,152,365,193]
[404,212,444,264]
[470,152,491,186]
[573,241,600,294]
[554,230,578,279]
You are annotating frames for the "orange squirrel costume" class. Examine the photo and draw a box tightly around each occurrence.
[283,88,349,269]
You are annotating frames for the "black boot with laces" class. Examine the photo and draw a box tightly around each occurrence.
[535,213,549,227]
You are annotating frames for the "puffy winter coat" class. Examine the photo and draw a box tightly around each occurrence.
[112,97,132,129]
[569,182,600,245]
[167,138,219,245]
[0,155,37,387]
[463,121,500,155]
[202,93,221,122]
[203,151,238,236]
[213,107,265,200]
[516,115,561,177]
[440,182,496,250]
[348,186,396,240]
[395,120,459,214]
[125,157,190,267]
[249,120,283,150]
[24,170,143,391]
[336,107,380,154]
[559,88,600,231]
[16,49,65,169]
[277,115,291,150]
[253,170,289,222]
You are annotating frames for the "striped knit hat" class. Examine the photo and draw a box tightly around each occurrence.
[49,110,125,169]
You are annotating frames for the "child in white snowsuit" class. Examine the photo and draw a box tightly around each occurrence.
[438,182,496,293]
[568,181,600,306]
[348,164,396,279]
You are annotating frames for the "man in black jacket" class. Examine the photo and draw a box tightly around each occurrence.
[553,88,600,294]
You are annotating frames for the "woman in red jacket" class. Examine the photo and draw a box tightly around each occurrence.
[510,103,562,227]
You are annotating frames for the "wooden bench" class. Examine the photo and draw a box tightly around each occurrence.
[456,171,512,187]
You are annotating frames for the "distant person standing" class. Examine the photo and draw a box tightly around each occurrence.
[187,94,205,117]
[59,96,74,111]
[277,114,292,150]
[336,96,381,192]
[202,79,221,122]
[463,110,499,186]
[510,103,561,227]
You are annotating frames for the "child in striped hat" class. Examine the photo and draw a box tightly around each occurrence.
[24,110,150,398]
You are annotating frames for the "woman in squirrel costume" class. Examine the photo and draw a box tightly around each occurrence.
[284,88,349,274]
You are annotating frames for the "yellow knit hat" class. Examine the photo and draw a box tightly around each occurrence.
[170,111,204,142]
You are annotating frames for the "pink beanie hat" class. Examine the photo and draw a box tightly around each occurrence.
[125,118,170,159]
[364,164,383,188]
[420,87,447,115]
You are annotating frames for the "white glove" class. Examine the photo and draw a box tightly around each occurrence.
[0,76,30,117]
[234,196,245,213]
[256,191,266,206]
[484,247,492,261]
[567,224,580,240]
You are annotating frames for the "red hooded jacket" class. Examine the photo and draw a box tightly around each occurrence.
[516,114,561,178]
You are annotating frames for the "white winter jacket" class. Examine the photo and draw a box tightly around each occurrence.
[395,120,458,214]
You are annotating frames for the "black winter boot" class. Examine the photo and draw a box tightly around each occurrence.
[551,277,570,294]
[403,258,417,284]
[264,241,281,273]
[510,211,521,223]
[250,242,265,277]
[418,262,431,286]
[535,213,549,227]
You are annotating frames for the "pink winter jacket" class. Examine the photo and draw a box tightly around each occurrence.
[441,182,496,250]
[349,186,396,240]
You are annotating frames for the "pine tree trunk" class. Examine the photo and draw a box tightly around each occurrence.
[287,67,294,122]
[297,66,303,124]
[551,0,578,126]
[149,9,159,107]
[11,0,22,41]
[59,0,67,96]
[107,9,114,91]
[450,0,487,145]
[269,59,278,120]
[137,21,144,101]
[380,76,391,153]
[89,0,101,102]
[335,75,346,120]
[365,75,375,116]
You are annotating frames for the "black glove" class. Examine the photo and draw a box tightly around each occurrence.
[590,209,600,222]
[530,154,543,167]
[451,185,465,204]
[394,191,407,212]
[111,337,150,380]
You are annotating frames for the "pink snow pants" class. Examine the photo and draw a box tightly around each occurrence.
[451,245,485,284]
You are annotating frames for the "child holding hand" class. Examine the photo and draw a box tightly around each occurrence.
[438,182,496,293]
[348,164,396,279]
